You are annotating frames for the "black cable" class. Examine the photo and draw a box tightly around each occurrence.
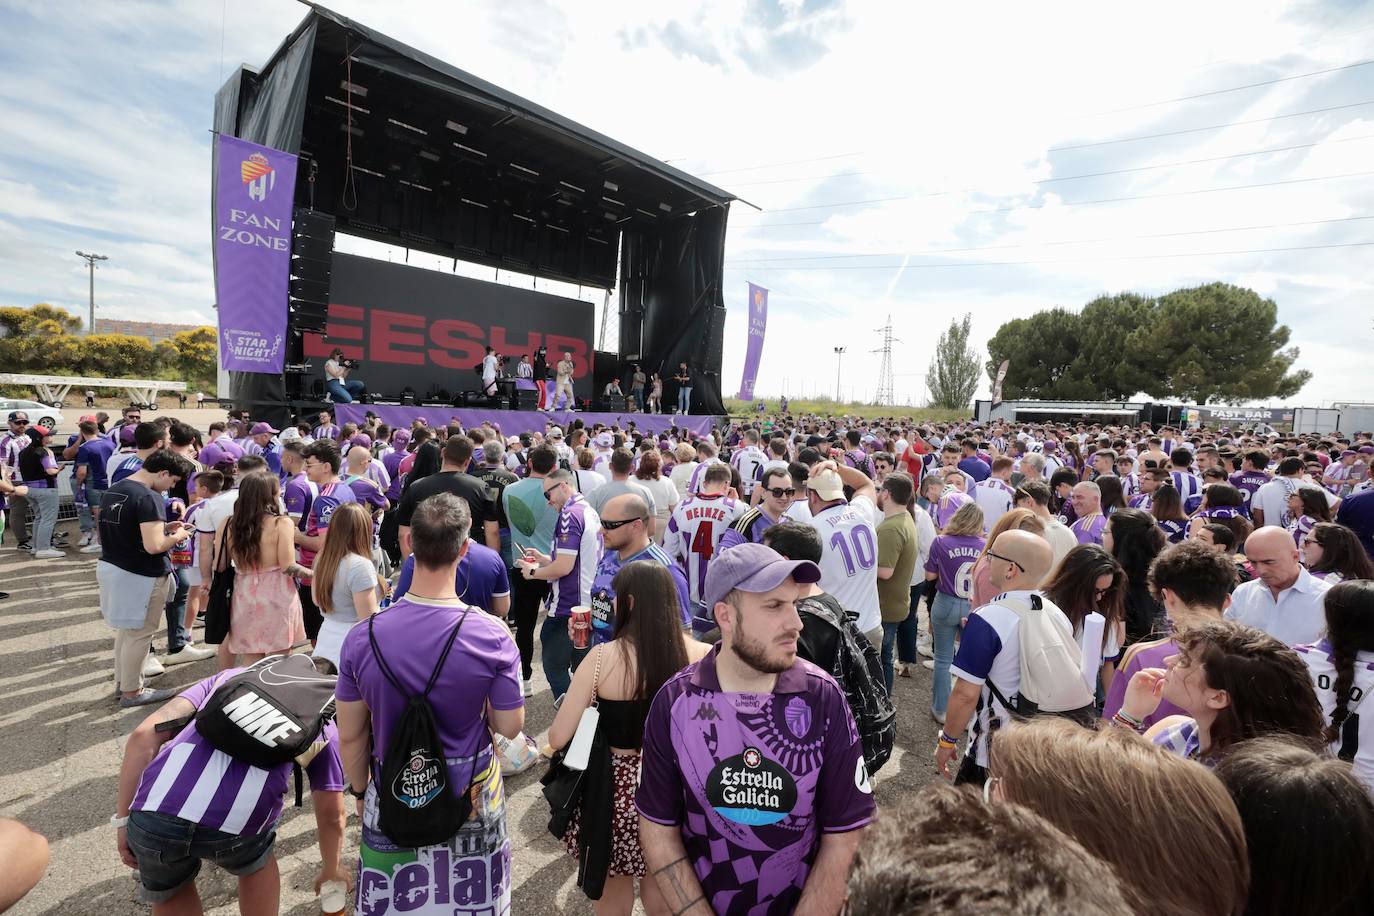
[1085,58,1374,117]
[1050,98,1374,151]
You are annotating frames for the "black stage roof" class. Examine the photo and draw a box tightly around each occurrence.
[215,2,738,289]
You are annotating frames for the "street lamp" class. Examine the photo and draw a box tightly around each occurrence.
[75,251,109,336]
[833,346,846,403]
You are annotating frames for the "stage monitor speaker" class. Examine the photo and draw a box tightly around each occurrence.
[515,389,539,410]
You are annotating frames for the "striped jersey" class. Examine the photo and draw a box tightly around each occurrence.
[686,456,727,495]
[548,493,602,618]
[717,505,782,551]
[664,493,746,613]
[1296,642,1374,795]
[972,478,1015,535]
[1170,471,1203,505]
[729,445,768,495]
[132,671,343,835]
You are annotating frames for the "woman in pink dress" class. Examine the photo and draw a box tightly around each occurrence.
[214,471,306,663]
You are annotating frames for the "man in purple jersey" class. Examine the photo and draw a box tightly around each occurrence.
[957,438,990,482]
[110,422,168,485]
[520,468,602,698]
[588,493,690,640]
[1169,447,1202,505]
[279,440,315,530]
[638,544,873,915]
[1069,481,1108,545]
[720,467,794,551]
[115,672,347,911]
[294,440,358,642]
[1228,449,1272,511]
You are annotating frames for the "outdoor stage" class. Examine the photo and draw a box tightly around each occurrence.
[335,403,717,437]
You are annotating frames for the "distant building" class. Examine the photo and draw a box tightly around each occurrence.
[92,318,206,344]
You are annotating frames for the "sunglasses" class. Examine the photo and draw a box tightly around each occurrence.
[601,516,645,530]
[543,483,564,502]
[986,550,1025,574]
[9,418,28,425]
[765,487,797,498]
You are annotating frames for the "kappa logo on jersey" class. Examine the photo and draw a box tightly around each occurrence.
[705,746,798,826]
[692,704,721,721]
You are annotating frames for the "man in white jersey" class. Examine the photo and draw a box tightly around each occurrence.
[663,463,745,627]
[730,429,768,498]
[686,440,727,494]
[806,460,882,649]
[972,456,1016,535]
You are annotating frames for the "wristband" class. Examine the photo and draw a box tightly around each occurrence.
[1112,711,1146,733]
[937,730,960,749]
[346,783,367,800]
[110,814,129,828]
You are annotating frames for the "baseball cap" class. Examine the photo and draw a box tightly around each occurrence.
[547,426,564,439]
[350,433,372,449]
[1341,449,1357,458]
[250,422,279,436]
[7,410,29,423]
[119,425,137,445]
[703,543,822,611]
[594,432,613,449]
[1358,445,1374,455]
[279,427,301,442]
[807,467,845,501]
[392,429,411,447]
[29,425,51,439]
[79,415,97,424]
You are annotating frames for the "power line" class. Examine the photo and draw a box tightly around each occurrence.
[725,215,1374,264]
[1084,58,1374,117]
[1050,98,1374,151]
[737,134,1374,215]
[733,170,1374,229]
[698,152,864,177]
[730,240,1374,271]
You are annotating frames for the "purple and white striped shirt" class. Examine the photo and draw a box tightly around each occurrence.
[131,671,344,835]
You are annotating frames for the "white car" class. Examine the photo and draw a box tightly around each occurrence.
[0,398,65,431]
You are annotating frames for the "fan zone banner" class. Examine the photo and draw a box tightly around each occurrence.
[212,134,297,373]
[737,283,768,400]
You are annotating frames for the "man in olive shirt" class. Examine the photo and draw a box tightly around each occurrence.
[875,473,918,693]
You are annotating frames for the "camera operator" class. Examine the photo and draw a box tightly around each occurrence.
[323,348,365,404]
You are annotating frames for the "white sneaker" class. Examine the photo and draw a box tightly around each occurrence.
[80,542,103,554]
[142,655,166,678]
[161,644,216,666]
[916,640,933,658]
[33,548,65,560]
[495,732,541,775]
[78,531,94,547]
[922,659,935,670]
[522,679,534,698]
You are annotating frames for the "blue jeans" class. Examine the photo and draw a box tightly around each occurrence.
[326,378,365,403]
[164,566,189,653]
[880,622,900,694]
[677,386,692,413]
[540,614,589,699]
[633,388,645,411]
[126,810,276,905]
[931,591,969,715]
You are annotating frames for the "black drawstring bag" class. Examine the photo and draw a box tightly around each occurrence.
[368,609,482,848]
[203,530,234,646]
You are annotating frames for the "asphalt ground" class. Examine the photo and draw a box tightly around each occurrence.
[0,520,942,915]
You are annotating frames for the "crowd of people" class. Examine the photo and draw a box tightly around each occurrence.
[4,404,1374,914]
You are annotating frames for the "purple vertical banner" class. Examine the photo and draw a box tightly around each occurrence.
[212,134,297,373]
[737,282,769,400]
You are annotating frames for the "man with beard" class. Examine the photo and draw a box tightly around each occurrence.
[637,543,875,916]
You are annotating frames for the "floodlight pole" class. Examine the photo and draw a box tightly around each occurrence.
[75,251,109,336]
[833,346,846,403]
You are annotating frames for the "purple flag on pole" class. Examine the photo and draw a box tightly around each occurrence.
[212,134,297,373]
[737,282,768,400]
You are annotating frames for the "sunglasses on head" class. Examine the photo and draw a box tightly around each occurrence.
[601,516,644,530]
[766,487,797,498]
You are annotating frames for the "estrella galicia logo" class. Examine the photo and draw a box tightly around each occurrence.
[391,748,444,810]
[705,746,797,827]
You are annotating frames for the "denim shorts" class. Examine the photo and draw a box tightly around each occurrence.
[126,810,276,903]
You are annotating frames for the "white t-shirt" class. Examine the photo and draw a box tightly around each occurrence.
[669,461,699,500]
[910,504,938,586]
[784,500,814,524]
[811,494,882,634]
[1297,643,1374,795]
[574,468,606,498]
[730,446,768,496]
[1252,476,1336,527]
[481,354,499,385]
[1042,518,1078,567]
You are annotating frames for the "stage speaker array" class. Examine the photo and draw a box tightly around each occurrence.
[290,208,336,333]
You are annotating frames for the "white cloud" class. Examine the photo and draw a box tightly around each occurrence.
[0,0,1368,407]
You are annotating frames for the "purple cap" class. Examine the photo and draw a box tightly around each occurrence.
[350,433,372,449]
[594,432,613,448]
[392,429,411,446]
[119,425,137,444]
[197,441,230,471]
[1341,449,1357,458]
[703,543,822,611]
[1358,445,1374,455]
[250,422,279,436]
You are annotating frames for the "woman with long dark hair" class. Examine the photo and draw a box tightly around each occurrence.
[214,472,305,664]
[1050,467,1079,525]
[1302,522,1374,584]
[399,438,441,496]
[1296,580,1374,794]
[1096,475,1125,516]
[1041,545,1126,693]
[1150,484,1189,544]
[1118,620,1325,764]
[16,425,60,557]
[1103,507,1167,643]
[1287,486,1333,548]
[549,561,709,915]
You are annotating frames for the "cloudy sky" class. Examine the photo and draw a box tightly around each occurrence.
[1,0,1371,406]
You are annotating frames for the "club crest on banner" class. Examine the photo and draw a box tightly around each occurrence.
[241,152,276,201]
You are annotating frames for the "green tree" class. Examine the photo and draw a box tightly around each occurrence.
[80,334,158,377]
[1125,283,1310,404]
[165,327,219,385]
[985,307,1092,399]
[926,313,982,410]
[1075,293,1154,398]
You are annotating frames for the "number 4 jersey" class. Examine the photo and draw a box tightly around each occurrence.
[665,493,747,619]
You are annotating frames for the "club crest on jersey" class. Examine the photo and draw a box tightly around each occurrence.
[705,746,797,826]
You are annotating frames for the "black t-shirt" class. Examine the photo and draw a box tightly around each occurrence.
[395,470,495,531]
[98,478,171,577]
[473,464,518,529]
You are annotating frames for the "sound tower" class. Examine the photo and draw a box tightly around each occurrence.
[290,208,335,333]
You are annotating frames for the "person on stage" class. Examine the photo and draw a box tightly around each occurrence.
[482,346,500,398]
[323,348,365,404]
[673,361,692,415]
[517,354,533,380]
[554,349,576,411]
[533,346,551,411]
